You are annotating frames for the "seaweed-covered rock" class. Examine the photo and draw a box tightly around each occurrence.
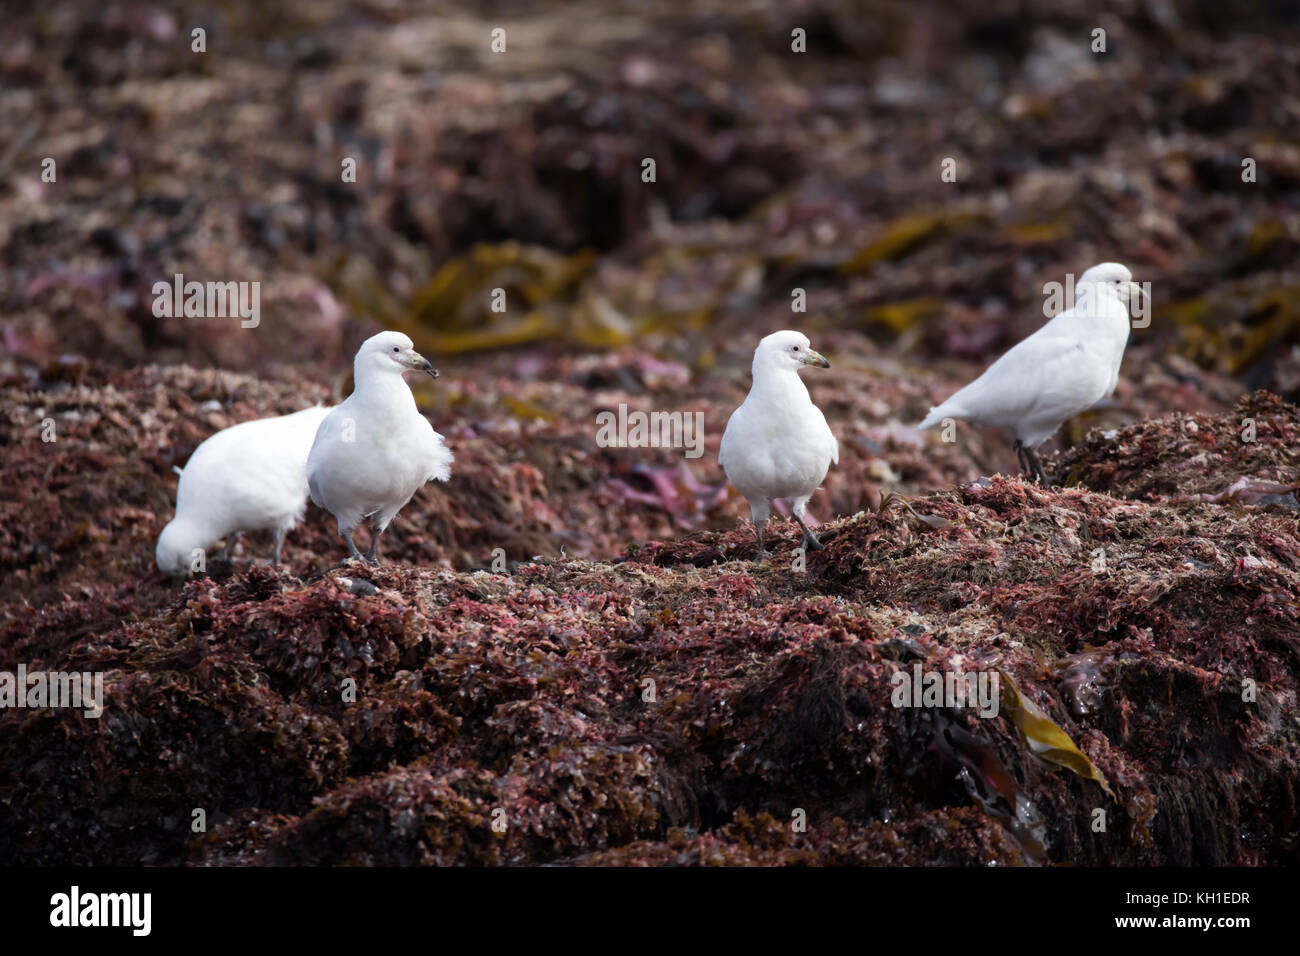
[3,0,1300,868]
[2,369,1296,865]
[1056,390,1299,500]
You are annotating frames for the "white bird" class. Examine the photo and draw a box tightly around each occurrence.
[719,330,838,560]
[156,404,332,574]
[306,331,452,565]
[918,262,1142,483]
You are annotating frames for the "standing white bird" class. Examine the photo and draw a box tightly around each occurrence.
[918,262,1142,483]
[307,331,452,565]
[719,330,838,560]
[156,404,332,574]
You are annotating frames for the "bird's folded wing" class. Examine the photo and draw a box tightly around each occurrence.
[307,471,325,510]
[814,407,839,465]
[717,410,739,470]
[305,411,344,464]
[954,334,1111,424]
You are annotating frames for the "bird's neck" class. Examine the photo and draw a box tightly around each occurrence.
[749,366,812,406]
[168,515,217,553]
[1074,284,1132,340]
[352,369,417,414]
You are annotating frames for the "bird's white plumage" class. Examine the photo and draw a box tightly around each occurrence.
[156,404,332,573]
[720,330,837,552]
[306,331,452,561]
[918,262,1137,448]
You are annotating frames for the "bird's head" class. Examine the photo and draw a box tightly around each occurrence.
[356,331,439,381]
[753,330,830,376]
[156,518,201,576]
[1078,261,1145,309]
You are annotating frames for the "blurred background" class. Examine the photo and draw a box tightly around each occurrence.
[2,0,1299,571]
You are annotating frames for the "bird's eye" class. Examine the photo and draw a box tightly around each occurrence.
[392,346,399,352]
[792,345,800,352]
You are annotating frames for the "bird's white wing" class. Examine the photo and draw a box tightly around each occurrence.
[945,332,1113,429]
[173,407,333,536]
[717,405,743,473]
[820,408,839,466]
[305,405,351,508]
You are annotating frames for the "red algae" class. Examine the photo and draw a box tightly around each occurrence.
[2,0,1300,867]
[1,379,1297,865]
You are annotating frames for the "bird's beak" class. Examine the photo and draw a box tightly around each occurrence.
[403,349,439,379]
[801,348,830,369]
[1113,280,1141,302]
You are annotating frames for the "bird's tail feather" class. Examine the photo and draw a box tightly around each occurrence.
[917,404,949,431]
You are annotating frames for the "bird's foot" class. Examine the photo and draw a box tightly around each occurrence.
[362,553,381,567]
[1023,447,1053,487]
[794,515,824,551]
[753,548,772,562]
[1013,441,1030,478]
[219,532,243,563]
